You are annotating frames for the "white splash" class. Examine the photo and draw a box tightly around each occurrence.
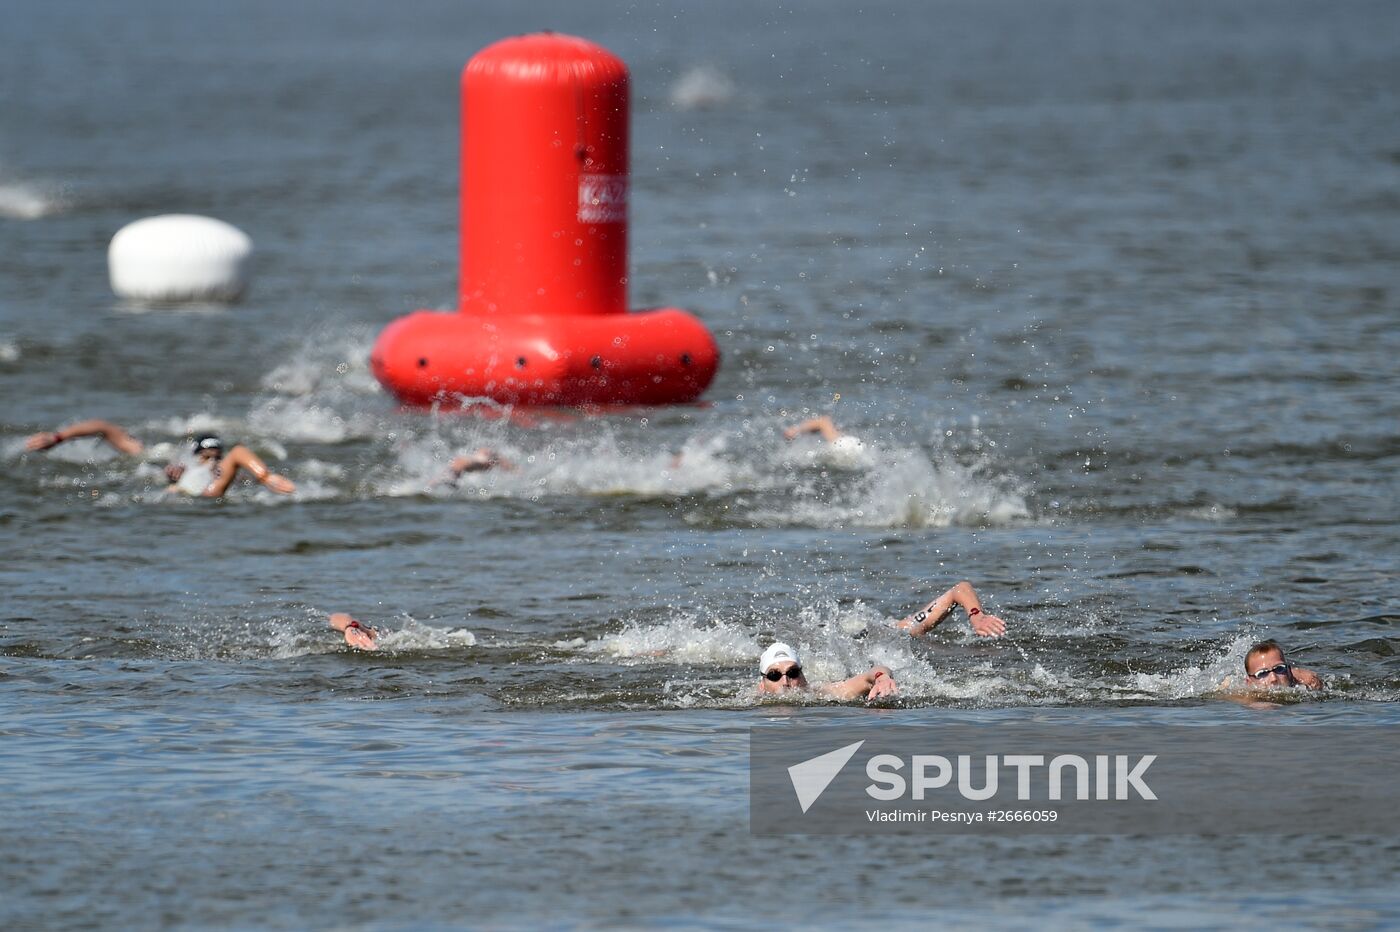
[0,180,62,219]
[372,617,477,652]
[260,332,380,397]
[580,613,759,666]
[151,413,238,439]
[534,432,744,498]
[669,65,736,110]
[755,445,1030,528]
[246,396,378,444]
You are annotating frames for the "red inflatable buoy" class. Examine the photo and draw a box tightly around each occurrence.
[371,33,720,407]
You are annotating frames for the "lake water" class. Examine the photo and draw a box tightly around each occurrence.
[2,0,1398,927]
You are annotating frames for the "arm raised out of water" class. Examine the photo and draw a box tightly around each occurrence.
[201,445,295,497]
[25,419,144,456]
[895,580,1005,638]
[782,415,842,443]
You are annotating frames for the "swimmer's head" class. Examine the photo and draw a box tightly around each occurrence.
[758,642,807,693]
[192,434,224,461]
[1245,639,1295,687]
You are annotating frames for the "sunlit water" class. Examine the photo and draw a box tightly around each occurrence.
[2,0,1398,926]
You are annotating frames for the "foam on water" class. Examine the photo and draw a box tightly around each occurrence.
[247,395,380,444]
[526,430,748,499]
[151,612,477,661]
[151,413,239,439]
[380,430,523,498]
[777,434,876,472]
[375,426,755,502]
[0,178,62,219]
[364,617,477,654]
[1180,504,1239,522]
[754,444,1030,528]
[260,331,381,398]
[668,65,736,110]
[580,612,759,666]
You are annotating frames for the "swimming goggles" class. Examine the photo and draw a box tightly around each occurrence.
[1248,663,1291,680]
[763,667,803,682]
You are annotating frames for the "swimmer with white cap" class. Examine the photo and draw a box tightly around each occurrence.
[782,415,869,468]
[757,642,898,702]
[165,433,295,496]
[26,419,295,497]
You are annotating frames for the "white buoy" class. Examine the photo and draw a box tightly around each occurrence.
[108,214,252,303]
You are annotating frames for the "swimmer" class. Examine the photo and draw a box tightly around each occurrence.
[164,434,295,496]
[758,642,898,702]
[1217,640,1323,708]
[783,415,869,466]
[329,612,380,651]
[27,420,295,497]
[1230,639,1323,691]
[432,447,515,487]
[894,580,1007,638]
[783,415,843,443]
[448,447,512,477]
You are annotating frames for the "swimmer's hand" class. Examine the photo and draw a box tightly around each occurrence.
[867,672,899,702]
[25,431,62,451]
[164,463,186,483]
[263,473,295,495]
[1291,667,1323,690]
[329,612,379,651]
[970,611,1006,638]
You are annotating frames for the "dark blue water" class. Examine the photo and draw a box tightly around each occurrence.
[2,0,1398,926]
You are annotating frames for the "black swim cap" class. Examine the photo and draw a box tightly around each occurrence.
[193,434,224,454]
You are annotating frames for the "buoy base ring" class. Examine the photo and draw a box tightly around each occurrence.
[371,308,719,407]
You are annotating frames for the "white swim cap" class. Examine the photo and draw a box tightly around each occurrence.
[760,642,801,674]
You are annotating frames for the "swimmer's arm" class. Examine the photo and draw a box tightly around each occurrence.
[25,419,143,456]
[329,612,379,651]
[823,666,897,702]
[783,416,841,442]
[201,446,295,497]
[895,581,1005,637]
[1219,692,1284,710]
